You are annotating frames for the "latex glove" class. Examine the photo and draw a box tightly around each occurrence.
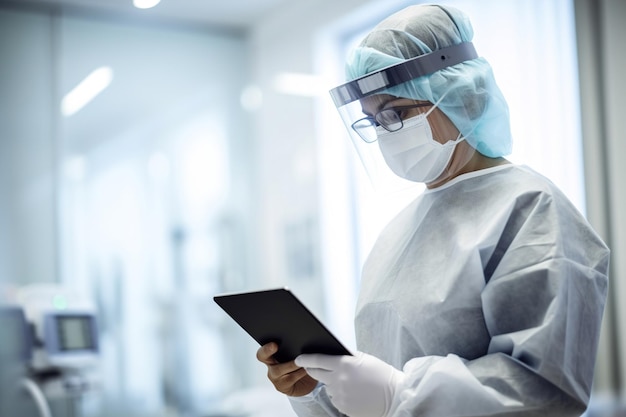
[295,351,405,417]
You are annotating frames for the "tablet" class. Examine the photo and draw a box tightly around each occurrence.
[214,288,352,363]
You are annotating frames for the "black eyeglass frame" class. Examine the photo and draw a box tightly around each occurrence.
[351,102,433,143]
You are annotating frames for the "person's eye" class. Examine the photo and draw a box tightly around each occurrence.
[391,108,411,120]
[397,109,410,118]
[378,110,400,124]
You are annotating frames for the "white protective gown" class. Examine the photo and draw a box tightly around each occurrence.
[289,164,609,417]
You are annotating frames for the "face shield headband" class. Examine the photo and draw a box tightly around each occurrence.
[329,42,477,107]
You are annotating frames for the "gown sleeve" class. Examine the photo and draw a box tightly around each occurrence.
[389,190,609,416]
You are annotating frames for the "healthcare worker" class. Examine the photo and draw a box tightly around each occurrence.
[257,4,609,417]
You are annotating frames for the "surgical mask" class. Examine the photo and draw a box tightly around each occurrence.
[377,108,465,183]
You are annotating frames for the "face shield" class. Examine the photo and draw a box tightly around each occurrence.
[330,43,482,190]
[329,4,512,192]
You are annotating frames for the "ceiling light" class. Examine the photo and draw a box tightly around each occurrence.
[133,0,161,9]
[273,73,327,97]
[61,66,113,117]
[240,85,263,111]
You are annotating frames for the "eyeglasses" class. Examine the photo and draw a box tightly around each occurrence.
[351,102,433,143]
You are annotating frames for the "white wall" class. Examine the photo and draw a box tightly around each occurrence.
[0,9,57,287]
[600,1,626,398]
[576,0,626,400]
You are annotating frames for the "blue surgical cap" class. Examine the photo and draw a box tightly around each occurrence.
[345,4,512,158]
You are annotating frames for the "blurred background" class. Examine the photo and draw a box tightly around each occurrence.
[0,0,624,416]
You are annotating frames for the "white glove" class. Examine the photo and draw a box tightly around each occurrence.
[295,351,405,417]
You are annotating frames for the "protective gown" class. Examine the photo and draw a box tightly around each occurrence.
[289,164,609,417]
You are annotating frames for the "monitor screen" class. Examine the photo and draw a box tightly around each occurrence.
[56,315,94,351]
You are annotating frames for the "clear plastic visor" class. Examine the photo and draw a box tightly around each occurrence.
[335,85,479,194]
[331,42,480,192]
[336,95,424,193]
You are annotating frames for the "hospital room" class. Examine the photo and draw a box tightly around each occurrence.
[0,0,624,416]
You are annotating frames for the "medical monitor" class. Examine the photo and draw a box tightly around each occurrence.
[15,284,101,370]
[44,313,98,354]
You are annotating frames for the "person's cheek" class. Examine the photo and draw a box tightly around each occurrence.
[429,111,459,144]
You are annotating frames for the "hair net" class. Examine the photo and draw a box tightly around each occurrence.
[345,4,512,158]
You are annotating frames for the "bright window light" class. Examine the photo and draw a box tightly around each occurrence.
[133,0,161,9]
[61,66,113,117]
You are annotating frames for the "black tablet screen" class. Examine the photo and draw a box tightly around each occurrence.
[214,288,352,363]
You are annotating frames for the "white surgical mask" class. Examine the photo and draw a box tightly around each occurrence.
[377,107,465,183]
